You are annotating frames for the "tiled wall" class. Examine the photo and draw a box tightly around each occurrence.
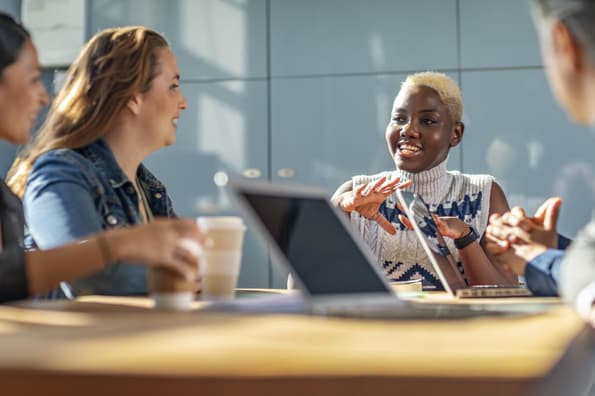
[2,0,592,287]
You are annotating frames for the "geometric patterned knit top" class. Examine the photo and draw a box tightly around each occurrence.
[350,159,494,290]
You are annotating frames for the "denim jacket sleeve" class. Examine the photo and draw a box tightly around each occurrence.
[24,151,105,247]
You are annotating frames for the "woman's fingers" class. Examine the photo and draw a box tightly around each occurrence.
[170,253,200,281]
[377,176,402,192]
[431,214,447,233]
[501,210,534,232]
[170,218,206,244]
[354,183,368,198]
[510,206,527,220]
[534,197,562,226]
[432,215,467,239]
[371,212,396,235]
[151,219,204,280]
[485,229,512,249]
[379,178,413,194]
[362,176,387,196]
[500,212,519,226]
[489,212,502,225]
[485,238,510,255]
[541,197,562,232]
[486,223,528,245]
[357,177,414,201]
[170,238,201,281]
[486,224,509,240]
[398,214,413,230]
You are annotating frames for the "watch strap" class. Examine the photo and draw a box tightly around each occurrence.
[454,227,478,250]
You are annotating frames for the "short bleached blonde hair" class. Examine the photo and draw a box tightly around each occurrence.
[399,72,463,122]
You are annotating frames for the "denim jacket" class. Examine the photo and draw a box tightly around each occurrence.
[24,139,175,297]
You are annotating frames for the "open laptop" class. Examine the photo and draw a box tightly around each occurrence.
[395,190,533,298]
[218,178,550,319]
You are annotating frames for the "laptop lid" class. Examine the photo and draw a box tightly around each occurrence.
[226,178,397,304]
[395,190,532,298]
[395,190,469,296]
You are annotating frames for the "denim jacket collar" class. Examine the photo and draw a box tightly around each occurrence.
[77,138,166,194]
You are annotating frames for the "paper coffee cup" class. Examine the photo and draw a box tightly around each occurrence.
[148,238,201,311]
[197,216,246,301]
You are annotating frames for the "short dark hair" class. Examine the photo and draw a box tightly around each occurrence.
[0,12,30,76]
[531,0,595,64]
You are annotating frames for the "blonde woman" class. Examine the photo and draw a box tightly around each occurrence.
[8,26,191,297]
[0,13,201,303]
[332,72,516,290]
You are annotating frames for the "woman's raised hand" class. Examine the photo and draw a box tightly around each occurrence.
[432,215,471,239]
[337,176,411,235]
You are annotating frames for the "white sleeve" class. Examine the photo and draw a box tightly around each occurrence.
[561,221,595,311]
[575,281,595,319]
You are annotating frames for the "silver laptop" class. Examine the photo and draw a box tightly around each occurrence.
[217,178,548,319]
[395,190,532,298]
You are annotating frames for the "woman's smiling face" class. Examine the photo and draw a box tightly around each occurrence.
[385,85,463,173]
[0,39,49,144]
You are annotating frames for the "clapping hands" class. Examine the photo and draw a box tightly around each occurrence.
[485,197,562,275]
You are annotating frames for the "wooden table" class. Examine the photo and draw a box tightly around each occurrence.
[0,291,592,396]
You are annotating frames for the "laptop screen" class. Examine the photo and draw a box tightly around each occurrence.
[240,191,391,295]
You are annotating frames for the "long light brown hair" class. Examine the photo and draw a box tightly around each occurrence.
[7,26,168,196]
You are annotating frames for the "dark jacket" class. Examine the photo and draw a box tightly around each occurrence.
[0,180,28,302]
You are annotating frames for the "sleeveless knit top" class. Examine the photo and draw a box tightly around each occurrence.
[350,159,494,290]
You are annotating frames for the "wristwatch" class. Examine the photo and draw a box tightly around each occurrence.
[454,227,479,250]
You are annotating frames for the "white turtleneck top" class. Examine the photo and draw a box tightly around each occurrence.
[350,159,494,290]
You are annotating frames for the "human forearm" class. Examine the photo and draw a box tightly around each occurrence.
[459,241,517,285]
[25,222,202,297]
[25,235,109,296]
[25,219,204,295]
[434,216,516,285]
[331,180,353,208]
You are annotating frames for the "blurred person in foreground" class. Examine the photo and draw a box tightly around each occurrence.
[486,0,595,322]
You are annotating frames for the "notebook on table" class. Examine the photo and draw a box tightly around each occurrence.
[395,190,533,298]
[213,178,549,320]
